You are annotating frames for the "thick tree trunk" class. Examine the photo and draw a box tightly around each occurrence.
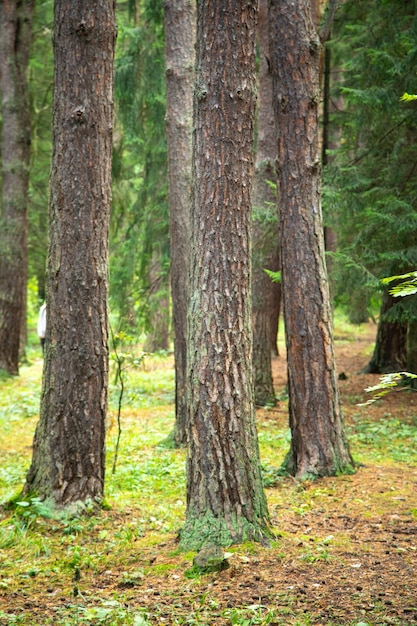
[24,0,116,507]
[164,0,195,446]
[252,0,280,407]
[181,0,270,550]
[364,291,407,374]
[269,0,353,479]
[0,0,33,375]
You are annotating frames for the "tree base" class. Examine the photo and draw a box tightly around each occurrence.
[282,449,356,481]
[179,510,272,551]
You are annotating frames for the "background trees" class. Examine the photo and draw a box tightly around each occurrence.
[24,0,116,506]
[326,0,417,374]
[0,0,34,375]
[112,0,169,346]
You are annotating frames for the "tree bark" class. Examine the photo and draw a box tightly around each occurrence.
[143,255,170,353]
[0,0,34,375]
[164,0,195,446]
[252,0,280,407]
[181,0,270,550]
[269,0,353,479]
[364,291,407,374]
[24,0,116,507]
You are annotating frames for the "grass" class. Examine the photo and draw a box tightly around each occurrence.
[0,318,416,624]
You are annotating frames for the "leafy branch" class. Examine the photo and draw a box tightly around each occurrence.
[400,92,417,102]
[359,372,417,406]
[381,271,417,297]
[361,266,417,404]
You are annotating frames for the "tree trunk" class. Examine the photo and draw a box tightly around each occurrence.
[24,0,116,507]
[143,255,170,353]
[364,291,407,373]
[406,318,417,389]
[164,0,195,446]
[181,0,270,550]
[269,0,354,479]
[252,0,280,407]
[0,0,33,375]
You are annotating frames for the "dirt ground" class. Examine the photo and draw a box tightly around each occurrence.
[1,322,417,625]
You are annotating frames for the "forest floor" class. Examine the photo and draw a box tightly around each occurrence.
[0,321,417,625]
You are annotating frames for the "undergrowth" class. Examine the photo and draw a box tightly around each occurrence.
[0,317,416,625]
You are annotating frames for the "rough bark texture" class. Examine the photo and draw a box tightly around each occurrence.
[364,291,407,374]
[164,0,195,446]
[252,0,281,407]
[181,0,270,550]
[269,0,353,479]
[0,0,33,375]
[24,0,116,506]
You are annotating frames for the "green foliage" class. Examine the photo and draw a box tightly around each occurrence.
[263,268,282,284]
[348,415,417,463]
[359,370,417,405]
[223,605,278,625]
[382,270,417,297]
[111,0,169,335]
[400,92,417,102]
[28,0,54,295]
[59,601,150,625]
[324,0,417,321]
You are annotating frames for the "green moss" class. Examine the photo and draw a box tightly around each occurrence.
[179,510,272,551]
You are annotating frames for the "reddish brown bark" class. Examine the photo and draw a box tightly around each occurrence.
[269,0,353,478]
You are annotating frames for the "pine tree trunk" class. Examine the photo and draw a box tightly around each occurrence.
[406,319,417,389]
[143,255,170,353]
[269,0,353,479]
[0,0,33,375]
[364,291,407,374]
[164,0,195,446]
[252,0,280,407]
[181,0,270,550]
[24,0,116,506]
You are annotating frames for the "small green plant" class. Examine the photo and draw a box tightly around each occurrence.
[223,605,278,625]
[261,463,286,487]
[13,497,54,529]
[57,600,150,625]
[110,328,146,473]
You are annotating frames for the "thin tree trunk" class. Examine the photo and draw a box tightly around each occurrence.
[24,0,116,506]
[0,0,34,375]
[181,0,270,550]
[407,319,417,389]
[164,0,195,446]
[143,255,170,353]
[269,0,353,478]
[252,0,280,407]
